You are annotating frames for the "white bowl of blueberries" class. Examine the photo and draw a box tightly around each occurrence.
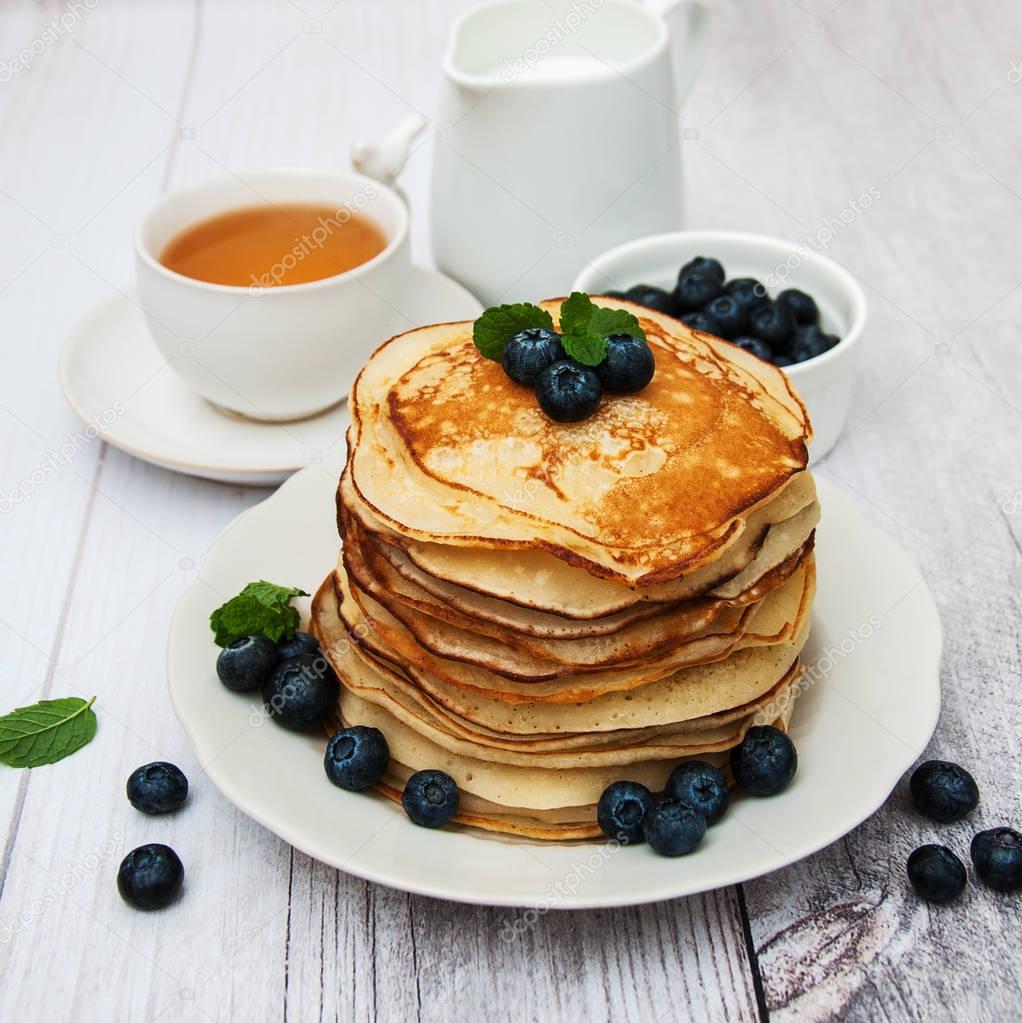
[572,230,868,461]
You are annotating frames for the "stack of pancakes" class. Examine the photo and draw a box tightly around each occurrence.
[311,299,817,840]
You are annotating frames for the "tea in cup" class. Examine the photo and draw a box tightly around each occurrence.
[135,168,411,421]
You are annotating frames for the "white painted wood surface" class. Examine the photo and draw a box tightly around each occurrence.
[0,1,1020,1020]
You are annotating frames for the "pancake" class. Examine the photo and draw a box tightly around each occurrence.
[346,299,810,586]
[328,560,814,727]
[342,525,783,675]
[347,507,817,646]
[335,688,800,827]
[311,574,805,765]
[350,688,799,843]
[342,556,811,685]
[341,466,818,618]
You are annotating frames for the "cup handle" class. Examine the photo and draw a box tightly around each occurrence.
[647,0,713,100]
[351,112,427,186]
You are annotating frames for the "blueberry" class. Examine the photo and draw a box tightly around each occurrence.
[732,335,774,362]
[597,780,655,844]
[262,652,339,731]
[970,827,1022,891]
[324,725,390,791]
[909,760,979,823]
[665,761,730,825]
[117,844,184,910]
[535,360,601,422]
[674,273,722,312]
[702,295,746,339]
[126,762,189,815]
[602,289,627,299]
[402,769,460,828]
[595,334,655,394]
[749,302,796,346]
[773,354,794,368]
[501,327,565,386]
[277,630,320,660]
[624,284,676,316]
[725,278,770,316]
[679,256,725,283]
[680,310,722,335]
[906,844,966,904]
[788,324,839,363]
[216,635,279,692]
[643,799,707,856]
[776,288,819,325]
[731,726,797,796]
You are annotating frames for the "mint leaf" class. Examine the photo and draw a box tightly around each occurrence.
[0,696,97,768]
[589,306,645,342]
[558,292,595,338]
[557,293,645,365]
[558,292,601,364]
[562,330,609,366]
[473,303,554,360]
[210,580,309,647]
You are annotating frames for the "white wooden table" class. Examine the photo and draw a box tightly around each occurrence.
[1,1,1020,1019]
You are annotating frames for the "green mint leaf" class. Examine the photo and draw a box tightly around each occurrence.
[558,292,595,338]
[210,580,309,647]
[589,306,645,342]
[473,303,554,360]
[561,329,609,366]
[558,293,645,364]
[0,696,97,768]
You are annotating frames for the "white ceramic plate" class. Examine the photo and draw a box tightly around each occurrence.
[58,268,482,486]
[168,467,942,908]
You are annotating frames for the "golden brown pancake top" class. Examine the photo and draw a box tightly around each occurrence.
[385,313,808,551]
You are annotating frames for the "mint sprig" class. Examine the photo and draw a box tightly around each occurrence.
[0,696,98,768]
[557,292,646,366]
[471,293,646,367]
[472,303,554,360]
[209,580,309,647]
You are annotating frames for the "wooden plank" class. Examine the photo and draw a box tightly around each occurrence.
[746,300,1022,1019]
[282,860,761,1023]
[0,5,287,1022]
[735,3,1022,1018]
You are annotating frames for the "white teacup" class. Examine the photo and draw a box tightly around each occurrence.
[135,168,411,421]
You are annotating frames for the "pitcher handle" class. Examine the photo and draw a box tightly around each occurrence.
[351,112,427,186]
[647,0,713,100]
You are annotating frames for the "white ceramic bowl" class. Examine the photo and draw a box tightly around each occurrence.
[572,230,868,461]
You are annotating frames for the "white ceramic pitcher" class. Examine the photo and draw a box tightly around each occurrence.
[429,0,711,305]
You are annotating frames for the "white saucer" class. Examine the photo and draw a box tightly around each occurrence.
[58,268,483,486]
[168,470,942,908]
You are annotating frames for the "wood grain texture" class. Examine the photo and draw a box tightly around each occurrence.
[0,0,1019,1020]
